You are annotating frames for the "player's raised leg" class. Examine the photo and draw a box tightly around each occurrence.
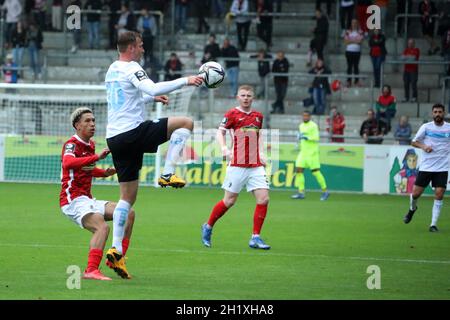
[81,213,112,281]
[104,202,135,270]
[202,191,238,247]
[158,116,194,188]
[249,188,271,250]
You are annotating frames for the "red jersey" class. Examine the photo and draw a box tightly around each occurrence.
[403,47,420,73]
[59,135,106,207]
[220,107,264,168]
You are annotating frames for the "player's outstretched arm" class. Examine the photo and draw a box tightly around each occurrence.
[137,75,203,97]
[92,167,116,178]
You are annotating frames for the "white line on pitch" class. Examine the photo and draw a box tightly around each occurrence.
[2,243,450,265]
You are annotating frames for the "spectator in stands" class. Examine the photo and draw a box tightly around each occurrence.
[33,0,46,31]
[340,0,354,37]
[194,0,210,34]
[344,19,364,87]
[360,109,387,144]
[369,28,387,88]
[316,0,332,17]
[308,58,331,115]
[203,33,222,62]
[396,0,412,36]
[274,0,283,13]
[137,7,158,63]
[326,106,346,143]
[441,27,450,75]
[211,0,225,18]
[221,38,240,98]
[3,53,18,88]
[375,0,389,30]
[306,8,329,67]
[175,0,189,35]
[394,115,412,145]
[164,53,183,81]
[11,20,26,78]
[401,38,420,103]
[84,0,102,50]
[250,48,272,98]
[271,51,289,114]
[355,0,373,36]
[375,84,397,132]
[419,0,440,55]
[116,2,136,38]
[437,0,450,38]
[2,0,22,49]
[27,22,43,80]
[106,0,121,49]
[230,0,251,51]
[51,0,63,31]
[69,0,82,53]
[257,0,274,50]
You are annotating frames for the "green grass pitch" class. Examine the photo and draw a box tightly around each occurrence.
[1,182,450,300]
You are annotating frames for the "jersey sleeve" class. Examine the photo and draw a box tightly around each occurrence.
[126,62,188,96]
[309,123,320,142]
[92,167,107,177]
[219,110,235,130]
[412,124,426,143]
[63,142,76,157]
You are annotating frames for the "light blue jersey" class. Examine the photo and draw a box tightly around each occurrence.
[413,121,450,172]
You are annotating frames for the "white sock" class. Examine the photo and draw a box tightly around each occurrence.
[431,200,443,227]
[410,194,417,211]
[162,128,191,175]
[112,200,131,254]
[252,234,260,239]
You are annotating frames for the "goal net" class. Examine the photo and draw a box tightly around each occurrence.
[0,83,195,186]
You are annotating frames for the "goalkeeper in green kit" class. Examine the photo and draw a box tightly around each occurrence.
[291,110,330,200]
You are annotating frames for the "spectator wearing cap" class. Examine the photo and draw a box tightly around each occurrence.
[375,84,397,132]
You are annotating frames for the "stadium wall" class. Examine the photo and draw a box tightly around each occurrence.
[0,136,448,195]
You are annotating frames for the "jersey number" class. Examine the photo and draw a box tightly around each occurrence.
[106,82,125,111]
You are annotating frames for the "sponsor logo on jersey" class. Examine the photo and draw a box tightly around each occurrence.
[65,143,75,154]
[82,163,95,171]
[134,70,149,81]
[220,117,228,126]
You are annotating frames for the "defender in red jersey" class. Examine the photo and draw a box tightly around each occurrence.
[201,85,271,249]
[60,107,135,280]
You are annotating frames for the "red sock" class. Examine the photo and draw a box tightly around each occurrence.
[207,200,229,227]
[122,238,130,256]
[253,204,268,235]
[86,248,103,273]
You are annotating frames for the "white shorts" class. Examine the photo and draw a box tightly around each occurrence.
[222,166,270,193]
[61,196,108,229]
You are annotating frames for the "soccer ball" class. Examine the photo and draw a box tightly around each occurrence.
[198,61,225,89]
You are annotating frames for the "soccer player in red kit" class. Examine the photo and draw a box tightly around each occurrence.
[60,107,135,280]
[201,85,271,249]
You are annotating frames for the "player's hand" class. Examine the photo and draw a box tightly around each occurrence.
[222,146,232,162]
[423,145,433,153]
[187,75,204,87]
[98,148,110,160]
[155,95,169,105]
[104,167,116,177]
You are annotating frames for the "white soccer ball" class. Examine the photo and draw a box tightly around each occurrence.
[198,61,225,89]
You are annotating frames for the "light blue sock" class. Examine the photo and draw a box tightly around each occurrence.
[112,200,131,254]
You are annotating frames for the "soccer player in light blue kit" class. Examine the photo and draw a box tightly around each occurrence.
[104,31,204,278]
[404,104,450,232]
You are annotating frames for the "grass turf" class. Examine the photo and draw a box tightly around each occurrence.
[1,182,449,300]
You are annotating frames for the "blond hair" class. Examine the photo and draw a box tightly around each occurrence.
[238,85,255,93]
[70,107,93,129]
